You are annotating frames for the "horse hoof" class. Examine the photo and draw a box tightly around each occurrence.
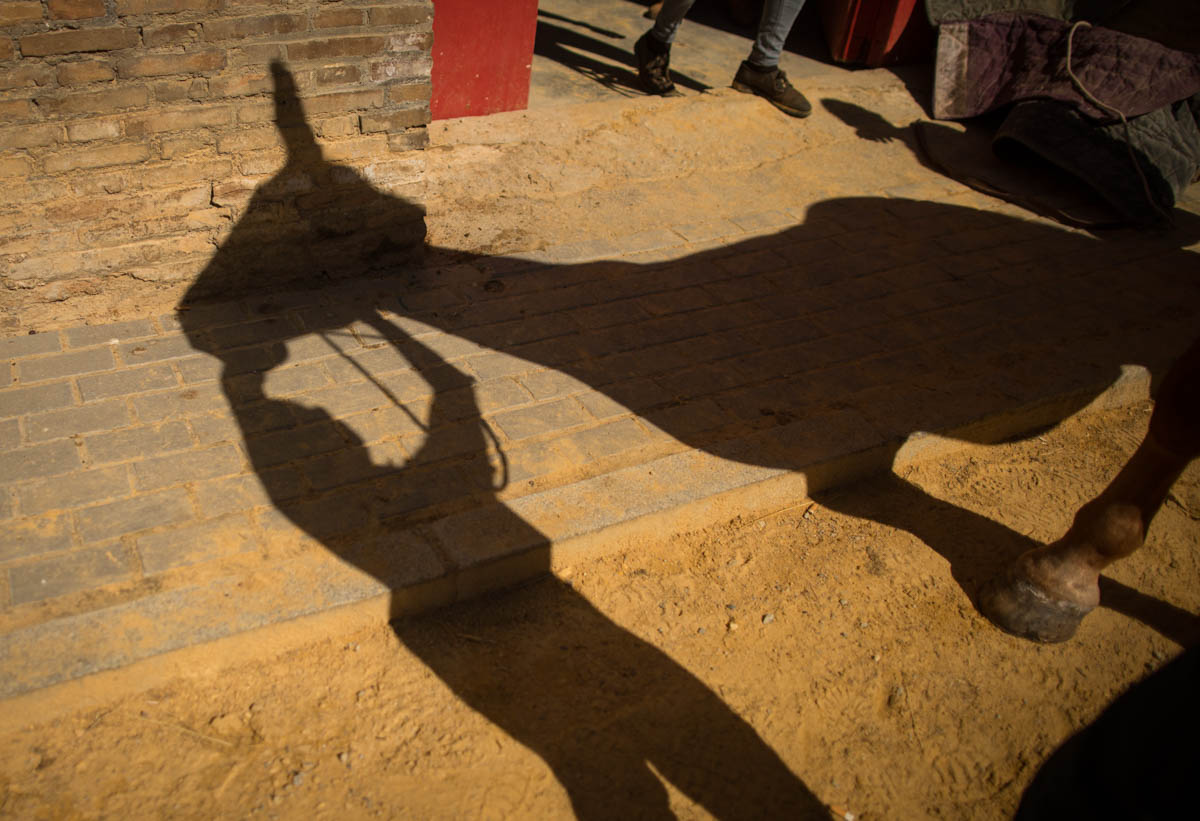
[978,567,1094,643]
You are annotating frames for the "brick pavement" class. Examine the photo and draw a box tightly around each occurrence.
[4,142,1200,701]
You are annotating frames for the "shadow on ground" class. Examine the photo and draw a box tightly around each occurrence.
[179,62,1200,816]
[534,12,711,96]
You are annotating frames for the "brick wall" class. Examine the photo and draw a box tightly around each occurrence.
[0,0,433,327]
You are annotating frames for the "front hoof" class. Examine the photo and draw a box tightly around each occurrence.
[979,567,1094,643]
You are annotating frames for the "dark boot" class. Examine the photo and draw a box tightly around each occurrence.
[732,61,811,118]
[634,31,680,96]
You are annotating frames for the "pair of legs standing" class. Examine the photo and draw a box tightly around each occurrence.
[635,0,812,117]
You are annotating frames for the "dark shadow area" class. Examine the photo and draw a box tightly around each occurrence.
[628,0,835,65]
[181,61,1200,814]
[819,474,1200,648]
[534,13,711,96]
[820,98,1181,230]
[181,61,823,819]
[1015,643,1200,819]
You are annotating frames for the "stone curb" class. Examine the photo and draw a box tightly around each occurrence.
[0,365,1150,704]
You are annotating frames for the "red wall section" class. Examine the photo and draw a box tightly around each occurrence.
[431,0,540,120]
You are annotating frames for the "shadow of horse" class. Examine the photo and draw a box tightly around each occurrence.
[182,61,824,819]
[180,61,1200,815]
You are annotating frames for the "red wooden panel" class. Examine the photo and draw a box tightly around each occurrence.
[819,0,934,67]
[431,0,539,121]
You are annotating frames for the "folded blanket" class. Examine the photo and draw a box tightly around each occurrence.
[933,12,1200,122]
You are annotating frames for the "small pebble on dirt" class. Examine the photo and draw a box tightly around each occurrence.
[292,772,304,786]
[762,613,775,624]
[839,598,849,606]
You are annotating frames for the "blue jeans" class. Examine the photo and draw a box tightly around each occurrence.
[650,0,807,69]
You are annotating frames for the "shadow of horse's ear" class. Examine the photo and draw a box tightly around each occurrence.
[270,59,323,166]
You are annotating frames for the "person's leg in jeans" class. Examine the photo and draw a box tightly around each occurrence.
[649,0,696,47]
[747,0,806,69]
[634,0,695,95]
[733,0,811,117]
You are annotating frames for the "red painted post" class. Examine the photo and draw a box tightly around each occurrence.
[430,0,540,120]
[819,0,934,66]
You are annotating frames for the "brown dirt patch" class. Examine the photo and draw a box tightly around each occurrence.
[2,401,1197,819]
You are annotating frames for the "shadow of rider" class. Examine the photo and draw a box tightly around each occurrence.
[178,60,827,820]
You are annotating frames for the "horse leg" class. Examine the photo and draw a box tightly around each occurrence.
[980,336,1200,642]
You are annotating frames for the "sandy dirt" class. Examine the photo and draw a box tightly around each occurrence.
[1,400,1197,820]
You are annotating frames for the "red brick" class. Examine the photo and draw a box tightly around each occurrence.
[0,381,74,418]
[160,133,215,158]
[208,70,271,98]
[302,88,384,115]
[360,108,429,133]
[75,487,193,543]
[215,126,279,154]
[324,135,392,161]
[125,105,231,135]
[19,27,139,57]
[368,57,431,84]
[142,23,202,47]
[132,443,242,491]
[117,49,224,78]
[36,85,149,115]
[0,99,33,120]
[393,30,433,50]
[202,13,306,41]
[48,0,106,20]
[0,1,41,25]
[43,142,150,173]
[66,118,122,142]
[314,115,358,138]
[314,8,363,28]
[314,64,360,86]
[388,129,427,152]
[386,82,430,104]
[0,39,13,60]
[287,36,387,62]
[0,156,30,177]
[115,0,218,13]
[19,347,115,382]
[151,77,204,102]
[64,319,155,347]
[0,63,54,91]
[0,513,73,562]
[369,5,432,26]
[223,42,284,66]
[56,60,115,85]
[85,420,193,464]
[16,465,131,515]
[0,121,60,148]
[0,439,81,481]
[10,545,132,604]
[137,513,257,573]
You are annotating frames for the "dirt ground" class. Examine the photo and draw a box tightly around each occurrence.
[1,400,1198,820]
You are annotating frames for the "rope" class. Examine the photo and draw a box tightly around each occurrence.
[1065,20,1172,224]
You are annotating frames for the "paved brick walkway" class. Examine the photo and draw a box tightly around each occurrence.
[4,125,1200,699]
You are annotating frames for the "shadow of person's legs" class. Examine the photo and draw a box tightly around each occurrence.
[394,575,827,819]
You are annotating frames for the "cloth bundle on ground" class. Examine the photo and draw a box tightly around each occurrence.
[926,0,1200,225]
